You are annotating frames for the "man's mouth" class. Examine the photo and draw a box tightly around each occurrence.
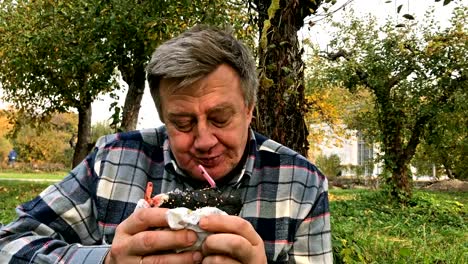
[197,155,221,167]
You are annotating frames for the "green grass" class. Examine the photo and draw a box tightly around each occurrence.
[0,177,466,263]
[0,171,66,181]
[0,171,65,223]
[0,181,52,223]
[330,189,467,263]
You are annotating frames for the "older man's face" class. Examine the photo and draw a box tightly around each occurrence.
[159,64,253,182]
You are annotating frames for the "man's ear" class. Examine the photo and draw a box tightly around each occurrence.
[246,104,254,124]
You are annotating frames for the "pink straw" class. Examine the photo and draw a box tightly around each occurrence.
[198,164,216,188]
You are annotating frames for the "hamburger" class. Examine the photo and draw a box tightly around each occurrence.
[143,165,242,215]
[144,182,242,215]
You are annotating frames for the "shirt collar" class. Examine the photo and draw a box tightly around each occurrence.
[162,128,258,188]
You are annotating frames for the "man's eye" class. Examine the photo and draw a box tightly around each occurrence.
[173,121,193,132]
[211,117,229,127]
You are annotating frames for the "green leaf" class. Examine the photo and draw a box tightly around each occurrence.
[399,248,411,257]
[281,66,291,74]
[397,5,403,14]
[443,0,451,5]
[402,14,415,20]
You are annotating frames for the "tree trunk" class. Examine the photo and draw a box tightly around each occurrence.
[253,0,321,157]
[443,163,454,179]
[120,62,146,131]
[379,102,414,201]
[72,102,92,167]
[388,158,412,201]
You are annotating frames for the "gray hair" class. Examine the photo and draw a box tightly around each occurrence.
[146,24,258,121]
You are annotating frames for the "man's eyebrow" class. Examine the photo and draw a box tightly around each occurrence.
[207,103,235,115]
[167,103,235,119]
[167,112,195,119]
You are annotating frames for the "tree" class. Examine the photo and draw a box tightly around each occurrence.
[0,110,14,163]
[250,0,371,156]
[7,111,78,167]
[250,0,329,156]
[315,154,342,180]
[0,0,118,167]
[0,0,255,167]
[304,50,376,160]
[90,121,114,144]
[319,6,467,200]
[96,0,256,131]
[412,89,468,180]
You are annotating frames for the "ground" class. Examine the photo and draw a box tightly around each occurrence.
[424,179,468,192]
[331,177,468,192]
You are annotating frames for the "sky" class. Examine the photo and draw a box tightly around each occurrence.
[304,0,459,44]
[0,0,461,129]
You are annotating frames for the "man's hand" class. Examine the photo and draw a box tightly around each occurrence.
[199,215,267,264]
[104,207,203,264]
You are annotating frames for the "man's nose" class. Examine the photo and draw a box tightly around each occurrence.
[193,122,217,152]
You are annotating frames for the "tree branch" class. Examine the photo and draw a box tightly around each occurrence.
[324,49,351,61]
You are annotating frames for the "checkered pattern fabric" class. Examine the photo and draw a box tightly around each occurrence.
[0,126,332,263]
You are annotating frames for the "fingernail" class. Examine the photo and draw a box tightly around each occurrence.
[186,230,198,244]
[198,217,208,229]
[193,251,203,263]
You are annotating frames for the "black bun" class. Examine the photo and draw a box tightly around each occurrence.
[159,188,242,215]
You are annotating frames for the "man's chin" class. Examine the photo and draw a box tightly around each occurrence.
[203,166,235,181]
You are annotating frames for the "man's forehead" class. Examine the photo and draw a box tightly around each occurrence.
[159,77,194,95]
[167,102,236,117]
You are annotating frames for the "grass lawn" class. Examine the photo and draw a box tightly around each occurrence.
[330,189,467,263]
[0,170,67,181]
[0,181,52,224]
[0,177,466,263]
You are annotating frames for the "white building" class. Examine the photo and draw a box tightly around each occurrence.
[311,124,382,177]
[311,124,444,180]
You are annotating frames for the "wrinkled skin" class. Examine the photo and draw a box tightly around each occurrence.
[160,64,253,182]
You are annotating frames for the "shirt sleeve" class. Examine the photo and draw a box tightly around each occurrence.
[0,152,110,264]
[290,176,333,264]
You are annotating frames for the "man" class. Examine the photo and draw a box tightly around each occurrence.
[0,25,332,263]
[7,149,17,167]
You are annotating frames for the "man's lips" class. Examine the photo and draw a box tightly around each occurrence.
[196,155,221,167]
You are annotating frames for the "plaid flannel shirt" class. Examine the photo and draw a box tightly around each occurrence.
[0,126,332,263]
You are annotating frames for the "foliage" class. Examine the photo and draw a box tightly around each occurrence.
[4,111,77,167]
[0,110,13,137]
[0,137,12,164]
[0,0,118,115]
[317,6,468,201]
[0,0,256,165]
[0,0,120,166]
[90,121,115,144]
[412,87,468,180]
[94,0,257,131]
[387,0,456,24]
[304,51,376,159]
[315,154,342,180]
[330,189,467,263]
[0,110,13,162]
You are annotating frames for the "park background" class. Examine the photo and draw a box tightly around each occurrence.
[0,0,467,263]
